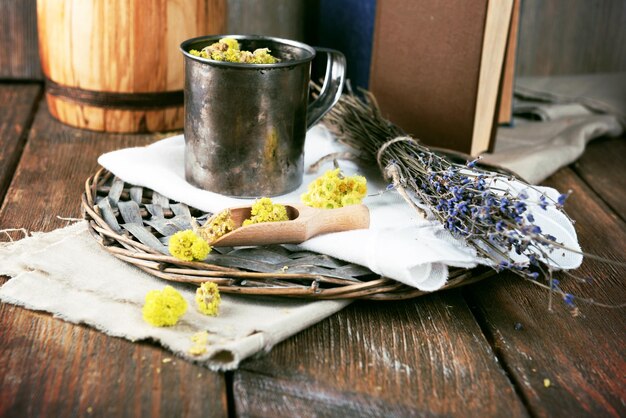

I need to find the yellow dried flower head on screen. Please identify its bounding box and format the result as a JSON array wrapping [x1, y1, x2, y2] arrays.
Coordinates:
[[195, 282, 221, 316], [189, 49, 208, 58], [195, 209, 236, 244], [301, 169, 367, 209], [169, 230, 211, 262], [341, 193, 362, 207], [191, 330, 209, 344], [195, 37, 279, 64], [243, 197, 289, 226], [188, 345, 207, 356], [237, 50, 254, 63], [142, 286, 188, 327], [224, 48, 243, 63], [219, 37, 240, 51], [191, 238, 210, 260], [210, 50, 224, 61], [252, 48, 279, 64], [189, 330, 209, 356]]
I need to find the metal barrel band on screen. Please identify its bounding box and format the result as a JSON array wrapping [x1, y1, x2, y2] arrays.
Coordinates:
[[44, 78, 184, 110]]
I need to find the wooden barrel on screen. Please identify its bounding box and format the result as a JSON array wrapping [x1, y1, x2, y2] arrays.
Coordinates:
[[37, 0, 226, 133]]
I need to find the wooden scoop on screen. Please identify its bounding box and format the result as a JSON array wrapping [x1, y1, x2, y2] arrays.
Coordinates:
[[211, 204, 370, 247]]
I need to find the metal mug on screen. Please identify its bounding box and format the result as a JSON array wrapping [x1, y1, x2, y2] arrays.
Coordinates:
[[180, 34, 346, 197]]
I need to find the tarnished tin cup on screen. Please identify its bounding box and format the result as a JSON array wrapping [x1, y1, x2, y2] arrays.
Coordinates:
[[180, 35, 346, 197]]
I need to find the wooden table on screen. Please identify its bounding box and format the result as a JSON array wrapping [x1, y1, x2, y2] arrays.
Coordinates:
[[0, 83, 624, 417]]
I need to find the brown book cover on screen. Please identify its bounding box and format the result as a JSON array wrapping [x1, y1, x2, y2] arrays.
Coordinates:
[[369, 0, 513, 155]]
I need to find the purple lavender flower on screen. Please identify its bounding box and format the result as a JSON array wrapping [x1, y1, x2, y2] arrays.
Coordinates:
[[466, 159, 479, 168], [500, 198, 510, 212]]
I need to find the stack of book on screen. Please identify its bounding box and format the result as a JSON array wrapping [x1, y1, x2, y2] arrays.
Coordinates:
[[369, 0, 521, 156]]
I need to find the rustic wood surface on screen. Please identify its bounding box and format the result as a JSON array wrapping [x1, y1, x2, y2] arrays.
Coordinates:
[[0, 104, 227, 418], [466, 166, 626, 418], [0, 90, 625, 416], [0, 84, 41, 204], [572, 137, 626, 221], [235, 292, 527, 417]]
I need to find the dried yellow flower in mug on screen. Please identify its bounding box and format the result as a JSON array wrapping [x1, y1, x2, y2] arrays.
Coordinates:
[[191, 37, 279, 64]]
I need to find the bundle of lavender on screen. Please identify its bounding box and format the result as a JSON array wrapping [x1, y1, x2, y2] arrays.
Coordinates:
[[323, 88, 600, 311]]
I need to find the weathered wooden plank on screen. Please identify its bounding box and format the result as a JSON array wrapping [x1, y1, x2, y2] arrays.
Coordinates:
[[465, 167, 626, 418], [235, 292, 529, 417], [572, 136, 626, 221], [0, 305, 227, 418], [0, 0, 42, 80], [0, 103, 166, 231], [516, 0, 626, 76], [0, 84, 41, 205], [0, 103, 228, 417]]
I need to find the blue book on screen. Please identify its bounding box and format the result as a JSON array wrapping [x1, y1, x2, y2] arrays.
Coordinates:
[[317, 0, 376, 89]]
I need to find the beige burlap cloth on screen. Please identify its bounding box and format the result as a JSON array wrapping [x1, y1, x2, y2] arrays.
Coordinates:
[[0, 222, 350, 371]]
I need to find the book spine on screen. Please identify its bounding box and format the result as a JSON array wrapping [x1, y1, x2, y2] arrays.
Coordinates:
[[317, 0, 376, 88]]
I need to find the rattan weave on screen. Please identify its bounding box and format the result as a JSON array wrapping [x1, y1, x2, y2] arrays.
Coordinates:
[[81, 168, 492, 299]]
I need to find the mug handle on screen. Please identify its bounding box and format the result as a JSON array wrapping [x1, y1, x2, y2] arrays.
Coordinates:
[[306, 47, 346, 129]]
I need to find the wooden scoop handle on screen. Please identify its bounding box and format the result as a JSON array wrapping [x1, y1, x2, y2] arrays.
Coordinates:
[[210, 204, 370, 247], [302, 204, 370, 240]]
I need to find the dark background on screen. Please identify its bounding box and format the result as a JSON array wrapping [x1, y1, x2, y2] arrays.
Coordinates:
[[2, 0, 625, 86]]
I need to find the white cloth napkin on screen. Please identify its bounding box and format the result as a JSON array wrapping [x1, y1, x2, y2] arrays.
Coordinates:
[[484, 177, 582, 269], [99, 126, 582, 290], [0, 222, 350, 371], [99, 126, 481, 290]]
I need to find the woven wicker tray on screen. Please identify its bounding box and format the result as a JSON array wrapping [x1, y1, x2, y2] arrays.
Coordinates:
[[81, 168, 492, 300]]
